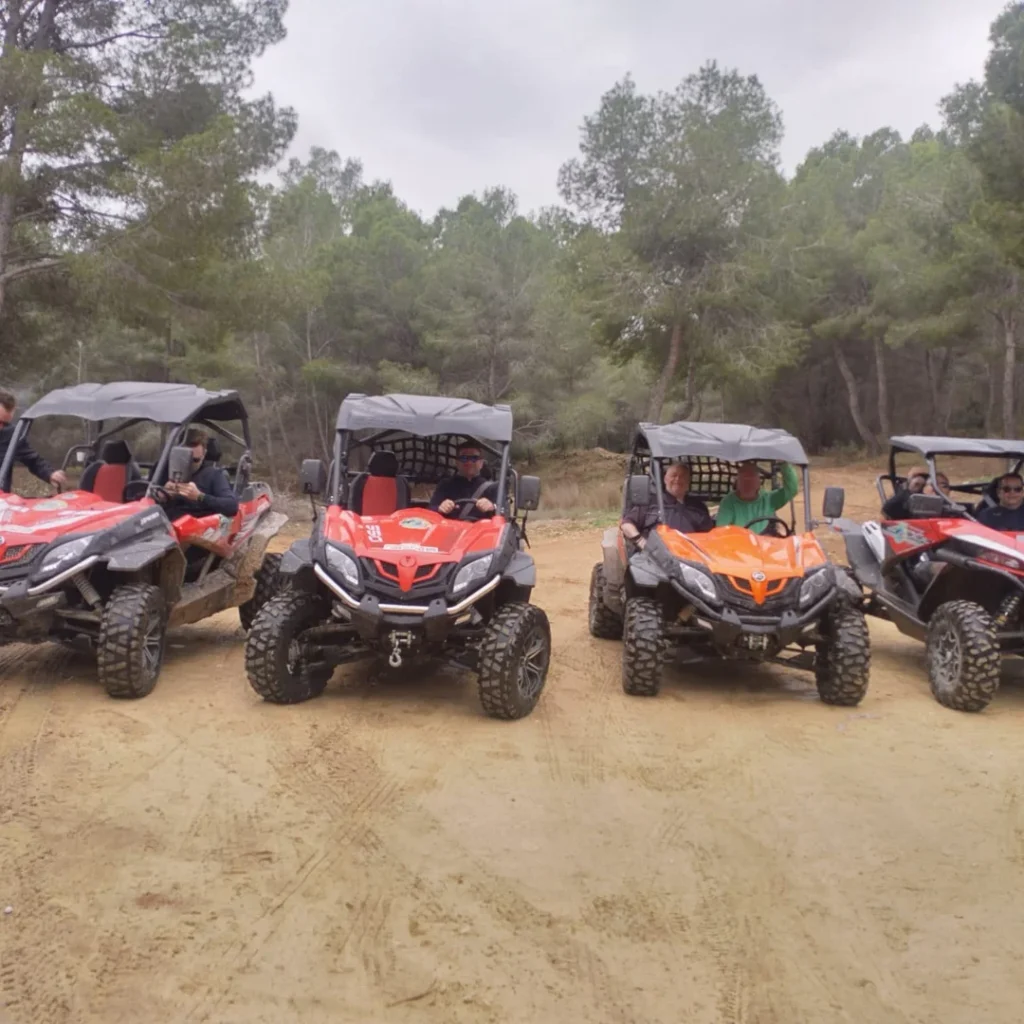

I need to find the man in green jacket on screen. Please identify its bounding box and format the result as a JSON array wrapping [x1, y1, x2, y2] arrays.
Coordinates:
[[716, 461, 800, 534]]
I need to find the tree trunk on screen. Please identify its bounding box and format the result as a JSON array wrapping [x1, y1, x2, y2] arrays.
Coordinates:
[[647, 319, 683, 422], [1003, 311, 1017, 438], [985, 357, 998, 438], [834, 344, 877, 453], [0, 0, 59, 320], [924, 348, 952, 433], [873, 337, 891, 439]]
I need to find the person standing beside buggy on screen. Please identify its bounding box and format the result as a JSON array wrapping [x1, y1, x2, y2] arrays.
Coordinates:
[[715, 460, 799, 533], [619, 460, 712, 548], [0, 386, 67, 491]]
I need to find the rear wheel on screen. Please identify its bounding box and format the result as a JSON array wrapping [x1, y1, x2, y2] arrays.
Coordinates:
[[814, 601, 871, 706], [239, 552, 283, 631], [588, 563, 622, 639], [622, 596, 666, 696], [245, 591, 333, 704], [97, 583, 167, 699], [926, 600, 1000, 712], [476, 602, 551, 720]]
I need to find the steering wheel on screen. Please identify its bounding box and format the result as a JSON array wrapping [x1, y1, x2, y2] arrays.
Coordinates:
[[744, 516, 793, 538], [448, 482, 499, 520], [125, 479, 171, 503]]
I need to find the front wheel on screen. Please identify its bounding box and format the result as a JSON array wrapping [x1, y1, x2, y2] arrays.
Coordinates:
[[814, 601, 871, 706], [926, 600, 1001, 712], [97, 583, 167, 699], [588, 563, 622, 639], [245, 591, 333, 704], [239, 552, 283, 631], [622, 597, 666, 696], [476, 602, 551, 720]]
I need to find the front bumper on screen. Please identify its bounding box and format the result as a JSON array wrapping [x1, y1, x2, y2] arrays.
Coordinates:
[[313, 564, 500, 643], [0, 557, 100, 643], [671, 579, 835, 651]]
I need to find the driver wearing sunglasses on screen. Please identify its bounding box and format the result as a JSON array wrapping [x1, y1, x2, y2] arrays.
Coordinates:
[[428, 442, 496, 518], [977, 472, 1024, 531]]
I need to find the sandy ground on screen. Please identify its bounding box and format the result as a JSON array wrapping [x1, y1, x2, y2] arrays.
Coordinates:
[[2, 485, 1024, 1022]]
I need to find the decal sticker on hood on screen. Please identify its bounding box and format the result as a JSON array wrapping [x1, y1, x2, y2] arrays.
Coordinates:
[[884, 522, 928, 547], [382, 542, 440, 552], [398, 517, 431, 530]]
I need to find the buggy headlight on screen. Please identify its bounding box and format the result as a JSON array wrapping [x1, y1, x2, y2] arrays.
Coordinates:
[[326, 545, 359, 588], [799, 568, 832, 608], [453, 555, 493, 595], [679, 562, 721, 606], [38, 536, 93, 578]]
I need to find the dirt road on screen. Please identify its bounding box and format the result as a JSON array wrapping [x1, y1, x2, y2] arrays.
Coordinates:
[[2, 526, 1024, 1024]]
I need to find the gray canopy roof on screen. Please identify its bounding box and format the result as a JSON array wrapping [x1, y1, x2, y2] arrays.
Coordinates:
[[636, 421, 809, 465], [21, 382, 246, 425], [337, 393, 513, 443], [890, 435, 1024, 459]]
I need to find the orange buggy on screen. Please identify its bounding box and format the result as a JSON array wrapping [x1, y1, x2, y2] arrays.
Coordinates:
[[588, 422, 871, 704]]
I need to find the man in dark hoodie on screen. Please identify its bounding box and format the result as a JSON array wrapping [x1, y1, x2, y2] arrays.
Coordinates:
[[160, 427, 238, 521], [0, 387, 67, 490]]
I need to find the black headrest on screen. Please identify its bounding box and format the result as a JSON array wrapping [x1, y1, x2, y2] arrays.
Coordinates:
[[367, 450, 399, 477], [203, 436, 222, 465], [99, 439, 132, 465]]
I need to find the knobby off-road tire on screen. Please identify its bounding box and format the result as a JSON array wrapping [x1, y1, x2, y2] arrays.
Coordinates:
[[239, 552, 284, 632], [926, 600, 1001, 712], [97, 582, 167, 699], [245, 591, 333, 704], [476, 602, 551, 720], [588, 563, 623, 640], [814, 600, 871, 706], [622, 596, 667, 697]]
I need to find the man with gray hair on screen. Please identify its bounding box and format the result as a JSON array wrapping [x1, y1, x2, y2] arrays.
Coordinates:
[[619, 460, 713, 549]]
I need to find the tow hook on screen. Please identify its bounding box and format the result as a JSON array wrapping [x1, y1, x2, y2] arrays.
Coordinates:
[[388, 630, 414, 668]]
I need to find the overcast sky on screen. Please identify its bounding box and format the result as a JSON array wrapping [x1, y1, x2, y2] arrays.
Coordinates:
[[251, 0, 1007, 218]]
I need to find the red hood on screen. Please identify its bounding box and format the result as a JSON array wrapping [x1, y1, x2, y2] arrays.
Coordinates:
[[0, 491, 145, 554], [325, 507, 504, 567]]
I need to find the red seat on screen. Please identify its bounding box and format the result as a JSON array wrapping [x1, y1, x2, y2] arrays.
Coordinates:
[[80, 440, 142, 504], [349, 451, 409, 516]]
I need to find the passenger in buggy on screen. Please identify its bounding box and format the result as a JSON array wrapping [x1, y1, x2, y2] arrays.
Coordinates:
[[619, 460, 713, 549]]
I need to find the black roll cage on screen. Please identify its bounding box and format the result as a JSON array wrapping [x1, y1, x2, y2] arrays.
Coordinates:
[[1, 408, 252, 497]]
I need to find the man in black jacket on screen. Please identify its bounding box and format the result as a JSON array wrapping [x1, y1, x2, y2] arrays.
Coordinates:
[[0, 387, 67, 490], [429, 442, 496, 518], [160, 428, 239, 521], [977, 473, 1024, 531]]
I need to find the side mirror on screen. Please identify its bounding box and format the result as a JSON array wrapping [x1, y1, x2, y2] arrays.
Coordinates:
[[517, 475, 541, 511], [301, 458, 327, 496], [822, 486, 845, 519], [627, 474, 653, 507], [168, 445, 193, 483], [908, 492, 945, 518]]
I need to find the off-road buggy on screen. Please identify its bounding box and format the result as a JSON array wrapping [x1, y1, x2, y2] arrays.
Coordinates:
[[589, 421, 870, 704], [244, 392, 549, 720], [837, 434, 1024, 712], [0, 382, 286, 697]]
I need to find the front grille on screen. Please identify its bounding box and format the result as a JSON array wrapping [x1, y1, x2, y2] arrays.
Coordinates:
[[359, 557, 454, 597], [0, 543, 43, 582], [715, 575, 799, 614]]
